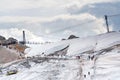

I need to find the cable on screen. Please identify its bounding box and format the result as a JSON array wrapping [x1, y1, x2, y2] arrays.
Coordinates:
[[37, 34, 61, 39], [27, 19, 96, 44], [107, 13, 120, 17], [36, 19, 97, 40], [48, 19, 96, 34]]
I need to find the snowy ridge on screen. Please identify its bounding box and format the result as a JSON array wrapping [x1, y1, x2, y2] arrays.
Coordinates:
[[0, 32, 120, 80], [26, 32, 120, 56]]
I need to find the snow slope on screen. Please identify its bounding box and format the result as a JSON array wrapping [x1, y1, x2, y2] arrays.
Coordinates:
[[0, 32, 120, 80], [26, 32, 120, 56], [93, 49, 120, 80]]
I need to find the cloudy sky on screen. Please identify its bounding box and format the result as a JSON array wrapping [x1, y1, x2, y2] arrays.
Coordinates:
[[0, 0, 120, 42]]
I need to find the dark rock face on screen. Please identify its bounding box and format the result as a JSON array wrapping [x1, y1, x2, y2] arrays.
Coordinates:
[[0, 36, 6, 41], [68, 35, 79, 39], [61, 39, 66, 41], [0, 36, 18, 45], [48, 45, 69, 56], [6, 37, 18, 44]]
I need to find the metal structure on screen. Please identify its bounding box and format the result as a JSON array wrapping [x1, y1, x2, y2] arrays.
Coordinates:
[[105, 15, 110, 33], [23, 31, 26, 45]]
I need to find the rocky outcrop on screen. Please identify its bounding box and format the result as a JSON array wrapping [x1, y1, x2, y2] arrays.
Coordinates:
[[68, 35, 79, 39], [0, 36, 6, 41], [48, 45, 69, 56], [6, 37, 18, 45], [0, 36, 6, 45], [0, 36, 27, 64]]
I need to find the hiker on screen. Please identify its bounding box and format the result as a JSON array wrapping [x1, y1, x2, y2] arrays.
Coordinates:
[[76, 56, 80, 59], [41, 52, 45, 57], [84, 74, 86, 78], [42, 52, 44, 55], [88, 55, 91, 60], [88, 72, 90, 75], [91, 55, 94, 60]]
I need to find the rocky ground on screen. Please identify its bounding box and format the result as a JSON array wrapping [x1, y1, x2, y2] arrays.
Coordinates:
[[0, 46, 20, 64]]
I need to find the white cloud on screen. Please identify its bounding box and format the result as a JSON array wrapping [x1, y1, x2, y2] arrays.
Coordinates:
[[0, 0, 119, 12], [0, 0, 73, 11], [0, 13, 96, 23], [63, 30, 78, 36], [0, 28, 44, 42], [0, 0, 117, 40], [0, 13, 112, 38], [65, 0, 120, 10]]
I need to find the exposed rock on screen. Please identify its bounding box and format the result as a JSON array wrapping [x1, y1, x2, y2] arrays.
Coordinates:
[[48, 45, 69, 56], [0, 36, 6, 41], [68, 35, 79, 39], [6, 37, 18, 44], [61, 39, 66, 41]]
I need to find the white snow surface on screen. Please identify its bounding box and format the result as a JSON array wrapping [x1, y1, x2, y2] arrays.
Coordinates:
[[0, 32, 120, 80], [26, 32, 120, 56]]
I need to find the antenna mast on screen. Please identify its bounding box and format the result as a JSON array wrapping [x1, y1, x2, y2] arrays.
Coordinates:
[[105, 15, 110, 33], [23, 30, 26, 45]]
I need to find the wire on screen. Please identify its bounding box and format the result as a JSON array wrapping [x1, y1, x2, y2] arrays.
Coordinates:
[[37, 34, 61, 39], [36, 19, 97, 40], [48, 19, 96, 34], [107, 13, 120, 17], [26, 19, 96, 44]]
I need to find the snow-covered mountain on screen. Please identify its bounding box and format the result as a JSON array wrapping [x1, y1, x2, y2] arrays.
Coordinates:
[[26, 32, 120, 56], [0, 32, 120, 80]]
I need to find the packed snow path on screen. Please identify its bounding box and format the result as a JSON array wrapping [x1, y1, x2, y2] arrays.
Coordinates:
[[0, 58, 84, 80], [0, 47, 120, 80]]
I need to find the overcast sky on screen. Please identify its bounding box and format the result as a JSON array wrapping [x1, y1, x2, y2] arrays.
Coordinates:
[[0, 0, 120, 42]]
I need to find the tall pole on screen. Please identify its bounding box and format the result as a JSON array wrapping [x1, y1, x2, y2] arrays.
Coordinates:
[[23, 31, 26, 45], [105, 15, 110, 33]]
